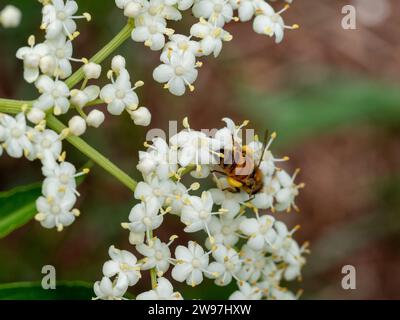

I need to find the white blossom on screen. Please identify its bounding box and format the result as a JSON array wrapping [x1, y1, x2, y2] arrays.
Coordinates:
[[102, 245, 141, 287], [0, 113, 33, 159], [136, 277, 183, 300], [229, 281, 262, 300], [136, 237, 174, 276], [192, 0, 234, 27], [33, 75, 70, 115], [190, 18, 233, 57], [172, 241, 210, 286], [207, 244, 242, 286], [153, 51, 199, 96], [100, 69, 141, 116], [93, 276, 128, 300]]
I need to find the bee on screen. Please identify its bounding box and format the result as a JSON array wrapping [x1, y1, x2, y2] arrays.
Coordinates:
[[215, 130, 271, 197]]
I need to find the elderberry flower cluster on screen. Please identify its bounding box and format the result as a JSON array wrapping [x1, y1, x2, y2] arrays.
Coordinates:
[[94, 117, 308, 300], [5, 0, 153, 232], [115, 0, 298, 96], [16, 0, 151, 132], [0, 111, 88, 231]]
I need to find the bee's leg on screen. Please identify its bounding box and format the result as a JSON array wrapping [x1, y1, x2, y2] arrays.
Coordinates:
[[244, 195, 255, 203], [211, 170, 226, 175]]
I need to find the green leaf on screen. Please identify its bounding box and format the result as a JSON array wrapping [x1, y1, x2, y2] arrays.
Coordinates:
[[0, 281, 94, 300], [0, 183, 42, 239]]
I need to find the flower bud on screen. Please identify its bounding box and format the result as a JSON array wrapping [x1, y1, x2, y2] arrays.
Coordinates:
[[137, 157, 156, 175], [40, 55, 57, 75], [70, 89, 88, 108], [86, 110, 105, 128], [124, 2, 142, 18], [129, 231, 145, 245], [111, 55, 126, 73], [130, 107, 151, 126], [0, 5, 21, 28], [83, 62, 102, 79], [27, 107, 45, 124], [68, 116, 87, 136]]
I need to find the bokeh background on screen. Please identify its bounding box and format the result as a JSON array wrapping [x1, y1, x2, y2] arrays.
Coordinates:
[[1, 0, 400, 299]]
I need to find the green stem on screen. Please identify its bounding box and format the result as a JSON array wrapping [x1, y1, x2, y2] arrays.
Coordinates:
[[65, 19, 135, 89], [46, 115, 137, 192], [147, 229, 158, 289]]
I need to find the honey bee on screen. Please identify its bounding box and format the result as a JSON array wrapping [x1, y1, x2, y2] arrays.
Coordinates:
[[215, 131, 271, 197]]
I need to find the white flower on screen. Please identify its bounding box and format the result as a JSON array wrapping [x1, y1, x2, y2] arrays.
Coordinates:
[[181, 191, 221, 237], [274, 169, 303, 212], [251, 175, 280, 209], [232, 0, 272, 22], [102, 245, 141, 287], [68, 116, 87, 136], [0, 113, 33, 159], [252, 4, 298, 43], [93, 276, 128, 300], [190, 18, 232, 57], [170, 130, 221, 167], [33, 76, 70, 115], [153, 51, 199, 96], [83, 62, 102, 79], [136, 137, 178, 180], [207, 244, 242, 286], [145, 0, 182, 21], [16, 37, 51, 83], [205, 215, 242, 249], [132, 14, 173, 51], [86, 110, 105, 128], [123, 0, 148, 18], [237, 244, 267, 282], [136, 237, 173, 276], [192, 0, 233, 27], [165, 181, 190, 215], [240, 215, 277, 251], [41, 0, 90, 40], [136, 277, 183, 300], [161, 34, 202, 61], [45, 37, 74, 78], [31, 129, 62, 167], [229, 281, 262, 300], [124, 197, 163, 234], [27, 108, 46, 124], [164, 0, 194, 11], [34, 193, 78, 231], [172, 241, 210, 286], [0, 5, 22, 28], [42, 161, 84, 198], [209, 188, 248, 217], [134, 177, 173, 206], [100, 69, 141, 116], [130, 106, 152, 126], [70, 85, 100, 108], [111, 55, 126, 73]]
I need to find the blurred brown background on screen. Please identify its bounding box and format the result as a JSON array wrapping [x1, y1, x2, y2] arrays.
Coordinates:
[[1, 0, 400, 299]]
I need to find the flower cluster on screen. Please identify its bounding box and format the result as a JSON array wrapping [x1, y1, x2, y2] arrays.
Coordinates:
[[94, 117, 308, 300], [7, 0, 153, 232], [0, 5, 21, 28], [115, 0, 298, 96], [16, 0, 151, 133], [0, 111, 88, 231]]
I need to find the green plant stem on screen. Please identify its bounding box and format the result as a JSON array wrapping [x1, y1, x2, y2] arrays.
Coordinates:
[[65, 19, 135, 89], [147, 229, 158, 289], [46, 115, 137, 192]]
